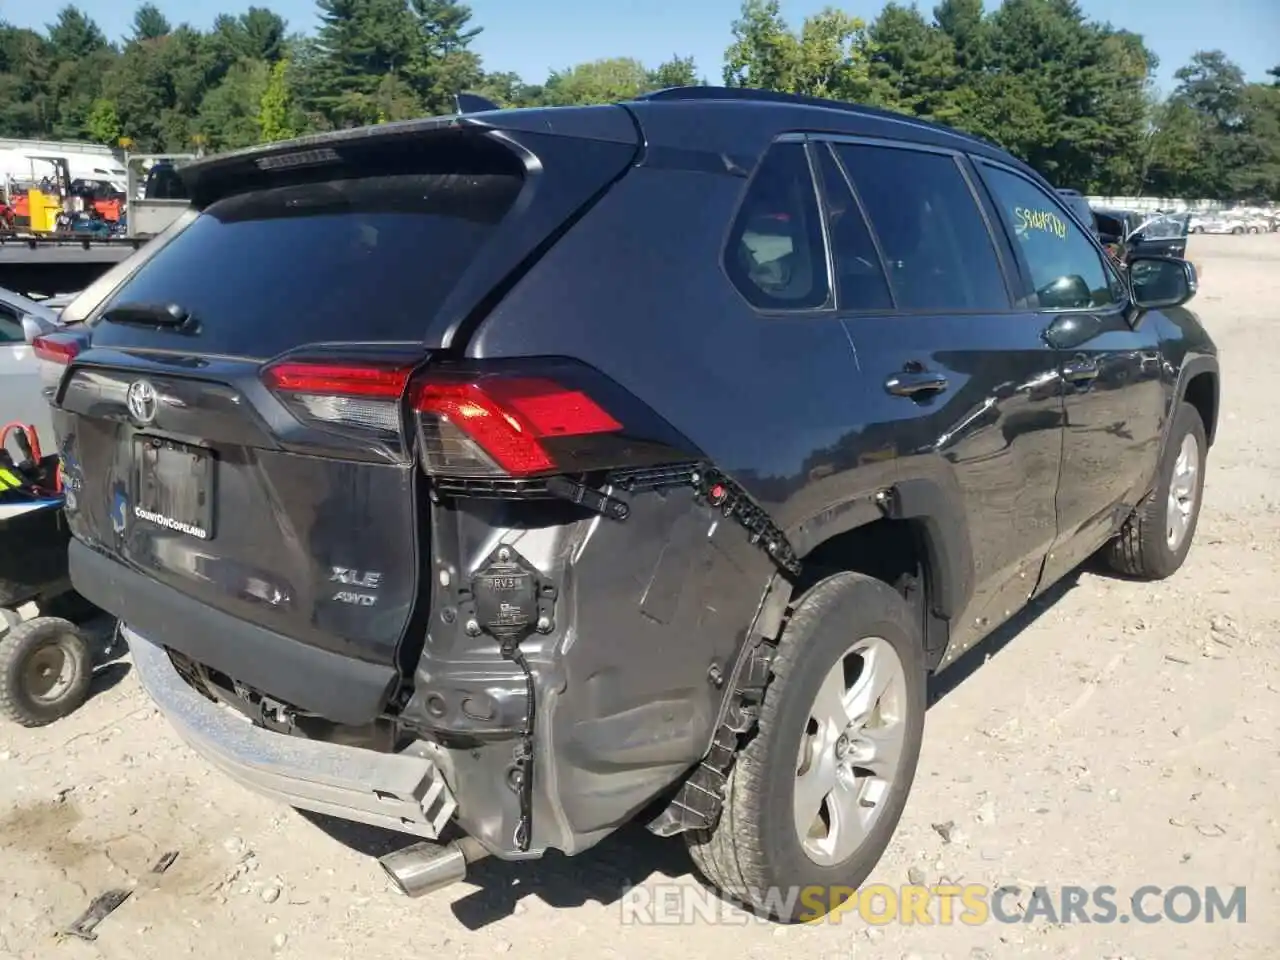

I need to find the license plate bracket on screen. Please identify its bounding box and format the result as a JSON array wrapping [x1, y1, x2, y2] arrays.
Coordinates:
[[132, 437, 215, 540]]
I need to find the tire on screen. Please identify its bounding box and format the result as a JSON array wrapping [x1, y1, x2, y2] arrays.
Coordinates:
[[0, 617, 94, 727], [1231, 226, 1244, 235], [685, 572, 926, 922], [1104, 402, 1207, 580]]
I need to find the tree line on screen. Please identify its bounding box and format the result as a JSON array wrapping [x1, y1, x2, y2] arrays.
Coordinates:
[[1, 0, 1277, 200]]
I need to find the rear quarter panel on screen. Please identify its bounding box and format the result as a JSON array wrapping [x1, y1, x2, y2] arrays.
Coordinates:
[[463, 161, 904, 828]]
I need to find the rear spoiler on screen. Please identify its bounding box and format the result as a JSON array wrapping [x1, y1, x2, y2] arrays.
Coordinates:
[[454, 93, 501, 114], [176, 101, 636, 210]]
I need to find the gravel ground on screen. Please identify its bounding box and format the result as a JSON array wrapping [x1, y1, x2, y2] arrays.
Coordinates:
[[2, 233, 1277, 959]]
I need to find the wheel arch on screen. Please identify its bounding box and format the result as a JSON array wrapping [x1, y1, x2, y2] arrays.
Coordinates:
[[1157, 354, 1218, 469], [1181, 362, 1219, 448], [783, 478, 975, 671], [646, 477, 975, 837]]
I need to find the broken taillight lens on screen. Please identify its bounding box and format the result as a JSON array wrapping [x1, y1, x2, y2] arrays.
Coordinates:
[[413, 374, 623, 477], [262, 359, 416, 438]]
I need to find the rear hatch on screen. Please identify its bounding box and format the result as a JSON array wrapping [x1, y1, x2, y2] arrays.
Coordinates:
[[45, 112, 638, 722]]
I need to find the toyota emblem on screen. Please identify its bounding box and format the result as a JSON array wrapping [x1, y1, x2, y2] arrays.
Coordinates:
[[126, 380, 158, 425]]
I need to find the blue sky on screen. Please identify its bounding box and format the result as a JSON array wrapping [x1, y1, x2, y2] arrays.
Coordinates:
[[6, 0, 1278, 93]]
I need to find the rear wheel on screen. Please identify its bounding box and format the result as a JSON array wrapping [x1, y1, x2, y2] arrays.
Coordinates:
[[685, 572, 926, 922], [0, 617, 93, 727], [1105, 402, 1207, 580]]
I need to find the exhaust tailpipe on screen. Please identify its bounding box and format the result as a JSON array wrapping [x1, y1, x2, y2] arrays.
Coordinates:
[[379, 837, 489, 898]]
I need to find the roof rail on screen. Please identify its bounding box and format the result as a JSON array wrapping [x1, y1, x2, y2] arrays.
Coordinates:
[[634, 85, 995, 149]]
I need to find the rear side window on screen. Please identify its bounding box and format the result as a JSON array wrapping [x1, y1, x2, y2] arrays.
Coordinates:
[[832, 143, 1009, 312], [726, 142, 829, 311], [95, 165, 524, 358]]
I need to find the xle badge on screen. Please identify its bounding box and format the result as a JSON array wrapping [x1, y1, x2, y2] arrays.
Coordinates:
[[331, 566, 382, 606]]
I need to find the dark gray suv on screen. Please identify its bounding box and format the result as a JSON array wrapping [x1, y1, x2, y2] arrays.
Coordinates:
[[38, 86, 1217, 921]]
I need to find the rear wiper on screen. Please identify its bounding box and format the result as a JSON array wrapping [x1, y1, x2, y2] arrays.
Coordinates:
[[100, 302, 195, 329]]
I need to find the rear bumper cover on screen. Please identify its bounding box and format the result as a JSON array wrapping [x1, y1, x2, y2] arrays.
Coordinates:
[[125, 624, 457, 840], [69, 540, 397, 726]]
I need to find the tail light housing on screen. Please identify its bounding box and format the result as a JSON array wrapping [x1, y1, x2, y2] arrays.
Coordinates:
[[413, 373, 623, 477], [31, 332, 83, 395], [262, 360, 415, 439], [263, 353, 698, 478]]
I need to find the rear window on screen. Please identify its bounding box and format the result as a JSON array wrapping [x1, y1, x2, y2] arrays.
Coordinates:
[[92, 166, 523, 357]]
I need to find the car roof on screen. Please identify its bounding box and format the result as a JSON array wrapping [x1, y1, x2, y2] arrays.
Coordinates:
[[181, 86, 1052, 203], [624, 87, 1045, 178]]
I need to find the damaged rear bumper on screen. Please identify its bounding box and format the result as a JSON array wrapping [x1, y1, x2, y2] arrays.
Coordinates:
[[126, 624, 458, 840], [123, 476, 783, 862]]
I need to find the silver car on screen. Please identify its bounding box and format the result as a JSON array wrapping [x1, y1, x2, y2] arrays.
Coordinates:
[[0, 286, 66, 456]]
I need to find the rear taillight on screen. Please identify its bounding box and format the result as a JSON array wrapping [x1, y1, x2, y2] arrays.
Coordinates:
[[264, 354, 698, 477], [31, 333, 82, 395], [262, 359, 416, 438], [413, 374, 623, 477], [31, 334, 81, 365]]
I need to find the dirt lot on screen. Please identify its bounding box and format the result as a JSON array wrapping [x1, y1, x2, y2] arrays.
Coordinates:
[[2, 232, 1278, 959]]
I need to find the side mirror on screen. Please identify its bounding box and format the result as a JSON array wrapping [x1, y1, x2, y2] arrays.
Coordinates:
[[1129, 256, 1196, 311], [21, 313, 57, 343], [1037, 274, 1093, 310], [1043, 312, 1105, 350]]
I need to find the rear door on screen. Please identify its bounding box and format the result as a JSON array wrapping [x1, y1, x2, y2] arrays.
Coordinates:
[[49, 119, 638, 694], [813, 137, 1066, 655]]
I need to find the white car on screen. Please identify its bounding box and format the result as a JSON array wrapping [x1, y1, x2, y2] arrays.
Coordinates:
[[0, 285, 65, 456], [1198, 215, 1248, 235]]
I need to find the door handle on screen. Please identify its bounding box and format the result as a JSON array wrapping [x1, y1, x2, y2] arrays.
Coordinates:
[[885, 370, 949, 397], [1061, 357, 1099, 383]]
